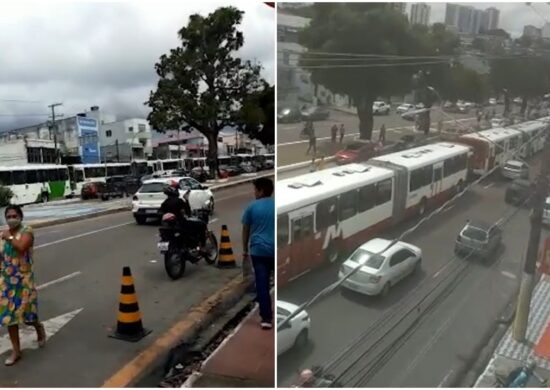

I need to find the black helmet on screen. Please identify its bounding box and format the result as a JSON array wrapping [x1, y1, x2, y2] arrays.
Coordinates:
[[163, 184, 179, 197]]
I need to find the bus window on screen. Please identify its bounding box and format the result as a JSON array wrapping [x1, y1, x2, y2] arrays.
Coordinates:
[[358, 184, 376, 212], [301, 214, 314, 237], [0, 171, 11, 186], [339, 190, 358, 221], [410, 166, 432, 191], [316, 197, 337, 231], [26, 170, 38, 184], [376, 179, 392, 205], [75, 169, 84, 182], [13, 171, 26, 185], [277, 214, 289, 246], [59, 169, 68, 181]]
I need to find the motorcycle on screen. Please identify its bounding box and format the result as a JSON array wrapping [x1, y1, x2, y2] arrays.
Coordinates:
[[157, 202, 219, 280]]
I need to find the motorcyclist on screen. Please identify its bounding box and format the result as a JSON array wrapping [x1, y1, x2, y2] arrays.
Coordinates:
[[160, 181, 207, 253]]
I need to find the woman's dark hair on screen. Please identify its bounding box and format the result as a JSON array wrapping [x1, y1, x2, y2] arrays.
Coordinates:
[[253, 177, 274, 197], [5, 204, 23, 219]]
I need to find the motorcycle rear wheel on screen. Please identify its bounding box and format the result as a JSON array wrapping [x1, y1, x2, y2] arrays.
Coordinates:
[[203, 232, 219, 265], [164, 251, 186, 280]]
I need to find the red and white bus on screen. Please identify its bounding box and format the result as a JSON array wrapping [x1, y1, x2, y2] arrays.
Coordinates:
[[277, 142, 471, 287], [457, 127, 523, 176]]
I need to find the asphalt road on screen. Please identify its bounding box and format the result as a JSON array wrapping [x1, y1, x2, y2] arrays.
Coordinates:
[[277, 156, 547, 387], [276, 107, 485, 167], [0, 184, 254, 387]]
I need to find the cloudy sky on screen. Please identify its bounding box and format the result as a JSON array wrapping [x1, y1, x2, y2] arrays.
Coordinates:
[[0, 0, 275, 132], [411, 2, 550, 38]]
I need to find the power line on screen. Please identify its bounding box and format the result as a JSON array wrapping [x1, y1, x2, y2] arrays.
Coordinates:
[[0, 113, 50, 117], [0, 99, 43, 103]]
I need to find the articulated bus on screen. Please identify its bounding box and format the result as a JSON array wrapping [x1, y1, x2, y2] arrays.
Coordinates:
[[510, 119, 548, 158], [277, 142, 471, 286], [0, 164, 72, 205], [69, 163, 132, 193]]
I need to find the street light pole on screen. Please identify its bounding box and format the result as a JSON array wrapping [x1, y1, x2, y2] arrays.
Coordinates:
[[48, 102, 62, 164], [513, 124, 550, 342]]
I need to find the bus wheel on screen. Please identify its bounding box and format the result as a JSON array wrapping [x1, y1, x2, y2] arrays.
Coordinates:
[[41, 193, 49, 203], [327, 242, 340, 263], [418, 198, 427, 216]]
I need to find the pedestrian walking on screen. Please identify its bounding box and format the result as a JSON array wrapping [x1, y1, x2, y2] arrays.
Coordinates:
[[0, 205, 45, 366], [241, 178, 274, 329], [339, 124, 345, 143], [306, 124, 317, 156], [379, 124, 386, 144], [331, 124, 338, 144], [477, 110, 482, 124]]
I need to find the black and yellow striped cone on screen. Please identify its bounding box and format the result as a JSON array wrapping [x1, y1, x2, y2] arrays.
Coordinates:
[[109, 266, 152, 342], [217, 224, 237, 268]]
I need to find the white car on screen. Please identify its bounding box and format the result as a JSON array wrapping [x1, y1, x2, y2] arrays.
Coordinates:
[[132, 177, 214, 225], [372, 101, 390, 115], [514, 97, 523, 105], [501, 160, 529, 180], [396, 103, 415, 114], [543, 197, 550, 226], [277, 300, 310, 356], [489, 98, 497, 105], [339, 238, 422, 296]]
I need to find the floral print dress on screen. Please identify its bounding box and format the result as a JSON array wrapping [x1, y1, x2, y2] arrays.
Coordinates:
[[0, 225, 38, 327]]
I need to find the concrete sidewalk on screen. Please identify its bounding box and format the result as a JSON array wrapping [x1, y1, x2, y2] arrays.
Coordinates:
[[475, 274, 550, 387], [187, 303, 275, 388]]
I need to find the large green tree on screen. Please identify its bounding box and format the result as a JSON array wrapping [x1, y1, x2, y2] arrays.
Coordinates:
[[298, 5, 457, 139], [146, 7, 266, 177], [238, 81, 274, 147]]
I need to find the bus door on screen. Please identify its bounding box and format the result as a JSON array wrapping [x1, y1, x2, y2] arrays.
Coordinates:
[[432, 162, 443, 197], [487, 144, 496, 171], [290, 213, 316, 279]]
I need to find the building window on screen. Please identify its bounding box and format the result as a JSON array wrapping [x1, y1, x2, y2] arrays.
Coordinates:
[[128, 126, 134, 132], [138, 124, 146, 132], [106, 130, 112, 137]]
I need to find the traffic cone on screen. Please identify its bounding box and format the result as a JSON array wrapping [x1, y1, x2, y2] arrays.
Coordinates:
[[218, 224, 237, 268], [109, 266, 151, 342]]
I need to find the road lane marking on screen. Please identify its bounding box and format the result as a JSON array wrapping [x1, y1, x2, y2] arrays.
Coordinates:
[[432, 261, 454, 279], [215, 190, 250, 202], [0, 308, 83, 355], [209, 218, 219, 224], [37, 271, 82, 291], [35, 221, 133, 249], [149, 259, 158, 263], [501, 270, 517, 280], [438, 369, 454, 387], [444, 205, 455, 213], [484, 183, 494, 189]]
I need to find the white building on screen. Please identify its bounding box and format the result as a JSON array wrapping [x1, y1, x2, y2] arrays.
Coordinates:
[[524, 25, 542, 39], [484, 7, 500, 31], [99, 118, 153, 162], [0, 138, 57, 166], [410, 3, 430, 26]]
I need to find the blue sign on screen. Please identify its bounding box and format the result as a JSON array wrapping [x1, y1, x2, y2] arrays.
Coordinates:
[[76, 117, 100, 164]]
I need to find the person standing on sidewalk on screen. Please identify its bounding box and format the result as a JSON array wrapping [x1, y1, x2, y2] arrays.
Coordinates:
[[339, 123, 345, 143], [0, 205, 46, 366], [242, 178, 274, 329], [331, 124, 338, 144], [306, 124, 317, 156], [378, 124, 386, 144]]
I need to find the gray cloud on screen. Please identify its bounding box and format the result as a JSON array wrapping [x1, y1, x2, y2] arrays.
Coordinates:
[[0, 1, 275, 131]]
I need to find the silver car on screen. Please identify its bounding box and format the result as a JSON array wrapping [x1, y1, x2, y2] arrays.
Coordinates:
[[339, 238, 422, 297], [502, 160, 529, 180]]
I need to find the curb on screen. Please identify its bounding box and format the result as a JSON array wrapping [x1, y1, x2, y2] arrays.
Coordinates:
[[8, 173, 274, 231], [102, 275, 250, 388]]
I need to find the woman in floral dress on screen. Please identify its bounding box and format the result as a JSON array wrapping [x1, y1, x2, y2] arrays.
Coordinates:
[[0, 205, 45, 366]]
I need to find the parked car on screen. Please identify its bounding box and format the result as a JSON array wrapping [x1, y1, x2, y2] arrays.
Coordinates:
[[335, 141, 383, 164], [372, 101, 390, 115], [99, 176, 140, 200], [415, 102, 425, 109], [190, 167, 209, 183], [513, 97, 523, 105], [501, 160, 530, 180], [300, 106, 330, 121], [278, 107, 302, 123], [544, 197, 550, 226], [454, 220, 502, 259], [81, 181, 105, 200], [132, 177, 214, 224], [339, 238, 422, 297], [505, 179, 533, 206], [396, 103, 415, 114], [491, 117, 510, 128], [489, 98, 497, 105], [277, 300, 311, 355]]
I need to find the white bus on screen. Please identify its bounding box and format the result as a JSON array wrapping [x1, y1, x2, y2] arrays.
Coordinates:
[[69, 163, 132, 193], [0, 164, 72, 205], [277, 142, 471, 287], [510, 118, 549, 158]]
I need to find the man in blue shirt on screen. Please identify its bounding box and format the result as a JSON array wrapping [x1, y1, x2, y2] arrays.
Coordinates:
[[242, 177, 275, 329]]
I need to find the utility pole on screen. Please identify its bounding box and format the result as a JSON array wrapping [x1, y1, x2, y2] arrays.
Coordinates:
[[513, 124, 550, 342], [115, 139, 120, 162], [48, 103, 63, 164]]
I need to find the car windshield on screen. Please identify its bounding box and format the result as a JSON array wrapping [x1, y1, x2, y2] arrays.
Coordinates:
[[463, 226, 488, 242], [505, 162, 523, 169], [277, 306, 291, 317], [349, 248, 385, 269], [140, 183, 167, 193]]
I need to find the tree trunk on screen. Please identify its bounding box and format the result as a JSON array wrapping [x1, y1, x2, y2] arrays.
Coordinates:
[[419, 104, 432, 135], [504, 94, 510, 116], [207, 132, 219, 180], [356, 96, 374, 140]]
